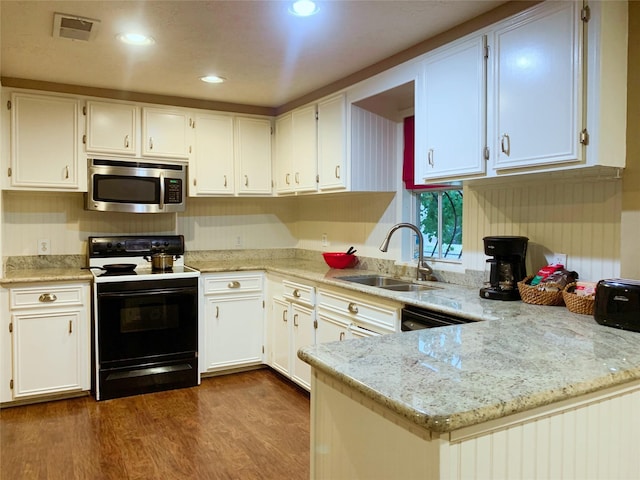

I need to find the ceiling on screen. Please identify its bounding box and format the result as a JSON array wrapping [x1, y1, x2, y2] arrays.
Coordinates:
[[1, 0, 506, 110]]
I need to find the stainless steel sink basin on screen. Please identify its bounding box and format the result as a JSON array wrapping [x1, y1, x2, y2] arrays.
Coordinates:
[[379, 284, 439, 292], [336, 274, 440, 292], [336, 275, 410, 287]]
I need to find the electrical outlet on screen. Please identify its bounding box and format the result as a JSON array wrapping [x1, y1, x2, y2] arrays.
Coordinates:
[[321, 234, 328, 247], [235, 235, 243, 248], [38, 239, 51, 255], [552, 253, 567, 266]]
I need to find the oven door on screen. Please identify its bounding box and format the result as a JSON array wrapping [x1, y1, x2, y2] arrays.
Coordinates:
[[95, 276, 198, 400]]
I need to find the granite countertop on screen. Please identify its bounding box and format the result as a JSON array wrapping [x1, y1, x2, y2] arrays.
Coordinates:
[[0, 267, 94, 284], [298, 305, 640, 434]]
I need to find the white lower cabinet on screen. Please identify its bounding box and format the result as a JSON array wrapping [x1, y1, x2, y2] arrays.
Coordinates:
[[270, 279, 316, 390], [316, 287, 400, 338], [202, 272, 265, 373], [2, 282, 90, 402]]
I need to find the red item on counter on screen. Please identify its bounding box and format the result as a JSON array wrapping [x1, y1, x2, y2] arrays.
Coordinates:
[[530, 264, 565, 286]]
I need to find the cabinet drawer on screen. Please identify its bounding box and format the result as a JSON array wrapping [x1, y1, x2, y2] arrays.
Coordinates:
[[317, 289, 399, 334], [10, 285, 85, 309], [203, 273, 263, 295], [283, 280, 315, 307]]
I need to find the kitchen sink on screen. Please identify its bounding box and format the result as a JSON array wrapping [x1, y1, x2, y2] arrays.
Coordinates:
[[336, 274, 440, 292], [378, 284, 439, 292], [336, 275, 410, 287]]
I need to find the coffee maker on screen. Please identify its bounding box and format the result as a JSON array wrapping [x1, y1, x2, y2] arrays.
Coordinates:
[[479, 236, 529, 301]]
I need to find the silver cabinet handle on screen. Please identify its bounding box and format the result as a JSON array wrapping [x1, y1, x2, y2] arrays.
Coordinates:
[[64, 165, 70, 179], [285, 173, 290, 185], [335, 165, 340, 179], [428, 149, 434, 167], [68, 320, 73, 334], [38, 293, 57, 303], [293, 314, 299, 327], [149, 137, 154, 150], [339, 332, 345, 341], [216, 306, 219, 318], [244, 175, 249, 187], [292, 289, 301, 298], [227, 281, 240, 289], [501, 133, 511, 156], [124, 135, 130, 148], [283, 310, 288, 322], [223, 175, 227, 187], [295, 172, 300, 184], [347, 302, 358, 314]]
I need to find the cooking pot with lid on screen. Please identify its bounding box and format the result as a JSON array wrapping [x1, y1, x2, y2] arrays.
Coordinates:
[[144, 253, 180, 271]]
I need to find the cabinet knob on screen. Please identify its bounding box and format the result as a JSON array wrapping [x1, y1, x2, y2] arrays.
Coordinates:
[[292, 289, 301, 298], [227, 281, 241, 289], [347, 302, 358, 314], [38, 293, 57, 303]]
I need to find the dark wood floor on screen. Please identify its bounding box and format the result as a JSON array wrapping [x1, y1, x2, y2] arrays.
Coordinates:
[[0, 369, 310, 480]]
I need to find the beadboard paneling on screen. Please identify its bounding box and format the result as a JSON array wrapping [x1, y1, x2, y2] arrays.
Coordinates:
[[350, 105, 398, 192], [2, 191, 297, 256], [177, 196, 297, 251], [464, 176, 622, 282]]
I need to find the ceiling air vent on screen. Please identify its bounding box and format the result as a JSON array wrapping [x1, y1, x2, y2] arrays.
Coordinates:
[[52, 13, 100, 41]]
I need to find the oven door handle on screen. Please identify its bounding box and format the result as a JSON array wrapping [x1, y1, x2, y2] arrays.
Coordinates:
[[98, 287, 196, 298]]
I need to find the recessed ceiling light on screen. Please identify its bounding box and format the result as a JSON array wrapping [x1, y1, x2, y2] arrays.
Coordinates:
[[117, 33, 155, 46], [200, 75, 226, 84], [289, 0, 319, 17]]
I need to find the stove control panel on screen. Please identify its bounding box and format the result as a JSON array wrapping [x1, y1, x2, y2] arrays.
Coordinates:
[[89, 235, 185, 258]]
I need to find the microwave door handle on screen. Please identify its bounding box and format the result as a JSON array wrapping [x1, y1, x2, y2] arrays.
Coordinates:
[[159, 172, 165, 210]]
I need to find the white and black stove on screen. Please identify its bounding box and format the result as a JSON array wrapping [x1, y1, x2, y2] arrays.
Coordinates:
[[89, 235, 200, 400], [88, 235, 199, 283]]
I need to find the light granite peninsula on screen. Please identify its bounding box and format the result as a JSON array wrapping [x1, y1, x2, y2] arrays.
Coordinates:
[[299, 310, 640, 480]]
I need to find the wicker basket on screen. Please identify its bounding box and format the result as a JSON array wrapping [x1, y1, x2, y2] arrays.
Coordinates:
[[517, 275, 565, 306], [562, 283, 595, 315]]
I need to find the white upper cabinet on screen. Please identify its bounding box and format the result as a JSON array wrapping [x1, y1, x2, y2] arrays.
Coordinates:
[[491, 1, 582, 170], [9, 92, 83, 191], [235, 116, 273, 195], [191, 112, 235, 195], [291, 105, 318, 193], [274, 113, 294, 194], [142, 107, 191, 159], [274, 105, 318, 194], [85, 101, 137, 155], [415, 35, 487, 182], [317, 94, 347, 191]]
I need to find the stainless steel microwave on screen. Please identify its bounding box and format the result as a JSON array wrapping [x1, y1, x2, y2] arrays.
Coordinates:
[[86, 158, 187, 213]]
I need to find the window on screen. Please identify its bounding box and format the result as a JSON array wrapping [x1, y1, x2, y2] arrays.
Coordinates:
[[415, 188, 463, 260]]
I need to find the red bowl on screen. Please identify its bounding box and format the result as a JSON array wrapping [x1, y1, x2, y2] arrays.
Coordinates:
[[322, 252, 359, 269]]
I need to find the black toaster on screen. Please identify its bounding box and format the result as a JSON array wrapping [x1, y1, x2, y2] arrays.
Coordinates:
[[594, 278, 640, 332]]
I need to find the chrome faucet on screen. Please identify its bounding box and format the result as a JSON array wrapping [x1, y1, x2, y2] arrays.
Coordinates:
[[379, 223, 433, 281]]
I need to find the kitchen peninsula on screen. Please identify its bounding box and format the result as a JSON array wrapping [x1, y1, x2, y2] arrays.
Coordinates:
[[299, 304, 640, 479]]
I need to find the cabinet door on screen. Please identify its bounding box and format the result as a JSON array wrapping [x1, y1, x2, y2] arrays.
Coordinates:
[[85, 101, 137, 155], [291, 304, 315, 389], [191, 113, 235, 195], [11, 310, 83, 397], [10, 93, 81, 190], [492, 1, 582, 170], [415, 35, 486, 182], [318, 94, 347, 191], [274, 113, 294, 194], [204, 294, 263, 371], [271, 298, 290, 376], [316, 312, 349, 344], [142, 107, 191, 158], [291, 105, 318, 193], [235, 117, 273, 195]]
